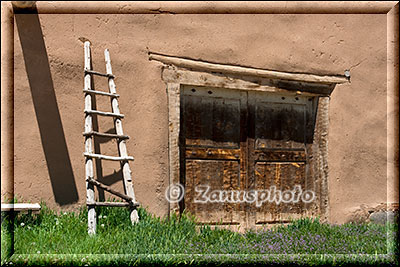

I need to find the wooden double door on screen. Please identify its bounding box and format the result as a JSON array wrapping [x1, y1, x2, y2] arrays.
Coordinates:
[[180, 85, 319, 228]]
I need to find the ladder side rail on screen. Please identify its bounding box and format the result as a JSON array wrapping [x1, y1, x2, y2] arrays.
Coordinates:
[[84, 41, 97, 234], [104, 49, 139, 223]]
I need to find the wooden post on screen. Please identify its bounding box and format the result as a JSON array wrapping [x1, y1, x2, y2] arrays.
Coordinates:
[[104, 49, 139, 224], [84, 41, 96, 234], [166, 83, 181, 216], [317, 96, 330, 222]]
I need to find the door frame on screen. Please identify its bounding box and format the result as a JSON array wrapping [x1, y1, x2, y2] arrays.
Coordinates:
[[161, 65, 337, 224]]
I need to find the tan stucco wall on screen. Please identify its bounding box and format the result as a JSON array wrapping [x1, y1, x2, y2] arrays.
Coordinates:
[[9, 12, 393, 223]]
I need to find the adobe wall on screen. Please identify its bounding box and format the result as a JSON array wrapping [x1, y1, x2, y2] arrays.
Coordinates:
[[8, 10, 393, 223]]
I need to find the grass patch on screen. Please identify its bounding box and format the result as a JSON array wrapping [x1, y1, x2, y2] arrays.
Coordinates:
[[1, 203, 398, 266]]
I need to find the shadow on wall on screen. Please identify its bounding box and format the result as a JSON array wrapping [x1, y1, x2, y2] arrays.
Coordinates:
[[14, 4, 79, 205]]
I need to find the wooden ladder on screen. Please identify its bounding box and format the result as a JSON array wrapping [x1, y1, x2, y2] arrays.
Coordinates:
[[83, 41, 139, 234]]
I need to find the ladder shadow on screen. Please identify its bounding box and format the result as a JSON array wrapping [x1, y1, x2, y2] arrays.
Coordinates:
[[14, 4, 79, 205]]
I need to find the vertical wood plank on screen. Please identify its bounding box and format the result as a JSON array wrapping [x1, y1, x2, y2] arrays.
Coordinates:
[[84, 41, 96, 235], [246, 91, 256, 228], [316, 96, 330, 222], [238, 91, 248, 228], [104, 49, 139, 224], [167, 83, 181, 215]]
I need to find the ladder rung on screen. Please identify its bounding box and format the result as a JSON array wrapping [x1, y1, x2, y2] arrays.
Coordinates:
[[84, 69, 115, 78], [84, 153, 134, 161], [86, 202, 139, 207], [84, 110, 124, 118], [83, 89, 119, 98], [87, 177, 134, 202], [83, 131, 129, 140]]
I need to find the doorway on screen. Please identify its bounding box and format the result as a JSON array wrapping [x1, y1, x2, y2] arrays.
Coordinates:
[[180, 85, 319, 229]]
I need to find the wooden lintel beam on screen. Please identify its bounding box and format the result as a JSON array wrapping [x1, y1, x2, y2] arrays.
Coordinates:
[[149, 52, 349, 84]]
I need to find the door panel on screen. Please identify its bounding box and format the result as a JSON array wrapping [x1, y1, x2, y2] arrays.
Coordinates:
[[248, 91, 317, 226], [184, 94, 240, 148], [255, 103, 306, 149], [182, 86, 246, 225], [185, 159, 241, 224], [254, 162, 305, 224]]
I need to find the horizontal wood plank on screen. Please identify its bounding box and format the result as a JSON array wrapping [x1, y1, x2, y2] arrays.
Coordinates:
[[254, 150, 306, 162], [164, 68, 327, 96], [150, 52, 348, 84], [1, 203, 41, 212], [185, 147, 241, 160]]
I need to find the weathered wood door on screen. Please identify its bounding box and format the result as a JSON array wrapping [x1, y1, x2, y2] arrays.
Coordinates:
[[181, 86, 247, 226], [181, 86, 318, 228], [247, 92, 318, 226]]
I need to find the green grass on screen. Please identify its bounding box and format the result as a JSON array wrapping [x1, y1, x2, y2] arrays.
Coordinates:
[[1, 203, 398, 266]]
